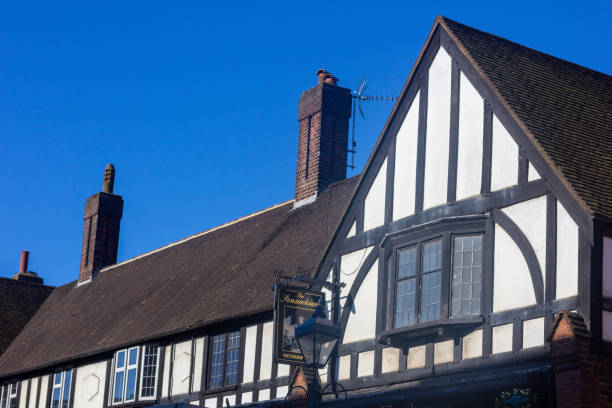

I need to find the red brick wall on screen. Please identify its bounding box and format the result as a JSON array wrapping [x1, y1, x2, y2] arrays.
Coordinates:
[[295, 83, 351, 201]]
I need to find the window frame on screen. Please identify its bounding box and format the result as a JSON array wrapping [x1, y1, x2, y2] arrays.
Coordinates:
[[206, 330, 241, 390], [109, 344, 160, 406], [383, 216, 487, 332], [49, 369, 73, 408], [0, 382, 18, 408]]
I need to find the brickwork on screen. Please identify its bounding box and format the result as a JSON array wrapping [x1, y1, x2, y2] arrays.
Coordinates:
[[551, 311, 612, 407], [79, 191, 123, 283], [295, 77, 352, 202]]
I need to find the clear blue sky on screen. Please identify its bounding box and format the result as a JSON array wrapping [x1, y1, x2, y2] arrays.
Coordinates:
[[1, 1, 610, 286]]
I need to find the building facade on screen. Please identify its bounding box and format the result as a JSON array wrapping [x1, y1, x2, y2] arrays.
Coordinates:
[[1, 16, 612, 408]]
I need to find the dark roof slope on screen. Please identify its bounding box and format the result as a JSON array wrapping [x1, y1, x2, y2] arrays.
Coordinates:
[[0, 278, 54, 356], [439, 17, 612, 220], [0, 176, 358, 377]]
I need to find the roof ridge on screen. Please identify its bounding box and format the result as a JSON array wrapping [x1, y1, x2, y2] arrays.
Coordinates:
[[100, 198, 294, 273], [438, 16, 612, 79]]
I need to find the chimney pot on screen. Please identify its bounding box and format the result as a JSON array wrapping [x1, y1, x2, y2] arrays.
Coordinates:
[[103, 164, 115, 194], [316, 69, 338, 86], [19, 250, 29, 275]]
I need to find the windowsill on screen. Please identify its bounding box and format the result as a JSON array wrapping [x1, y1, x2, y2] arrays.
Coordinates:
[[377, 316, 484, 349], [201, 384, 238, 396]]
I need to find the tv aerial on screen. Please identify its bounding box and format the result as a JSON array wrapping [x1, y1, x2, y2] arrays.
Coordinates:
[[348, 79, 397, 171]]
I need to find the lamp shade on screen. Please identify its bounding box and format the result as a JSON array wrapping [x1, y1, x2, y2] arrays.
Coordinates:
[[295, 302, 342, 368]]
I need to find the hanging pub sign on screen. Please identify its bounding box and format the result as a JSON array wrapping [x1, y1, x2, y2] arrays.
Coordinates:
[[273, 285, 325, 366]]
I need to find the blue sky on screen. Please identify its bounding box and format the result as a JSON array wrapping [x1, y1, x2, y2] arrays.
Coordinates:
[[1, 1, 611, 286]]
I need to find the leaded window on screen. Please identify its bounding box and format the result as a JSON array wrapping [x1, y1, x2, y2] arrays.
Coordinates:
[[110, 345, 159, 405], [0, 382, 18, 408], [451, 235, 482, 316], [50, 370, 72, 408], [208, 330, 240, 388], [139, 345, 159, 399]]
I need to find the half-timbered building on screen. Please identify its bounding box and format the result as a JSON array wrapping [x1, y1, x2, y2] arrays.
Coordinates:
[[1, 16, 611, 408]]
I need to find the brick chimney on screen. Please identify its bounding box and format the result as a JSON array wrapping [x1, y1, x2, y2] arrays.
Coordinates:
[[79, 164, 124, 284], [295, 69, 352, 203]]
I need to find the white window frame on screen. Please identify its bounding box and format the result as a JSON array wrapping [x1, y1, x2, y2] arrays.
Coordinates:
[[138, 345, 160, 401], [50, 370, 72, 408], [111, 346, 155, 405], [1, 382, 18, 408]]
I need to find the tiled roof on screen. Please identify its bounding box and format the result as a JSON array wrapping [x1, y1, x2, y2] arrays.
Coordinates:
[[439, 17, 612, 220], [0, 278, 54, 357], [0, 176, 358, 377]]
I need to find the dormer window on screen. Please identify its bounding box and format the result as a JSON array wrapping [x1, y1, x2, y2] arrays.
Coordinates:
[[379, 216, 486, 349]]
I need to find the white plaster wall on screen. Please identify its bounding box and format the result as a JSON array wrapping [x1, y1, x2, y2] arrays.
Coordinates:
[[38, 375, 48, 408], [258, 389, 270, 401], [28, 377, 38, 408], [462, 329, 482, 359], [502, 196, 547, 286], [338, 355, 351, 380], [603, 237, 612, 297], [192, 337, 205, 393], [603, 311, 612, 342], [340, 247, 374, 308], [276, 385, 289, 399], [172, 340, 193, 396], [74, 361, 107, 408], [161, 345, 171, 398], [242, 325, 258, 383], [346, 221, 356, 238], [456, 72, 484, 201], [242, 392, 253, 404], [277, 364, 290, 378], [204, 397, 217, 408], [424, 46, 452, 209], [493, 224, 536, 312], [358, 351, 375, 377], [363, 158, 387, 231], [393, 91, 420, 220], [18, 380, 26, 408], [556, 202, 579, 299], [491, 114, 518, 191], [223, 395, 236, 406], [523, 317, 545, 348], [343, 260, 378, 344], [260, 322, 274, 380], [492, 323, 513, 354], [407, 345, 426, 369], [381, 348, 400, 374], [528, 162, 541, 181], [434, 340, 453, 364]]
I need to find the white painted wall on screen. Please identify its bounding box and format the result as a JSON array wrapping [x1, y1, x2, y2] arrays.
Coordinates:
[[258, 389, 270, 401], [423, 46, 452, 209], [528, 162, 541, 181], [381, 348, 400, 374], [338, 355, 351, 380], [223, 394, 236, 406], [358, 351, 375, 377], [346, 221, 356, 238], [172, 340, 193, 396], [491, 114, 518, 191], [393, 91, 420, 220], [204, 397, 217, 407], [276, 385, 288, 399], [18, 380, 26, 408], [363, 158, 387, 231], [556, 202, 579, 299], [603, 237, 612, 298], [492, 323, 513, 354], [161, 345, 171, 398], [456, 72, 484, 201], [343, 260, 378, 344], [502, 196, 547, 287], [523, 317, 545, 348], [27, 377, 38, 408], [434, 340, 453, 364], [462, 329, 482, 359], [407, 345, 426, 369], [241, 392, 253, 404], [242, 325, 257, 383], [493, 224, 536, 312], [74, 361, 107, 408], [259, 322, 274, 380], [192, 337, 205, 393], [340, 247, 374, 308], [38, 375, 48, 408], [277, 364, 290, 378]]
